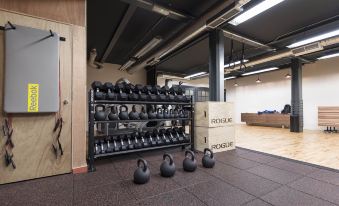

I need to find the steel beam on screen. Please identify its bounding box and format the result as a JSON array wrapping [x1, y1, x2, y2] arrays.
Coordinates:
[[101, 5, 137, 62], [209, 29, 224, 101]]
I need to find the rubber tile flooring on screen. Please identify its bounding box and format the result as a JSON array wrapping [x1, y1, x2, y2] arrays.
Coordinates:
[[1, 147, 339, 206]]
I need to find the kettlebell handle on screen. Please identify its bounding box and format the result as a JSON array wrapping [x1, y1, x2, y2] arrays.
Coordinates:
[[157, 108, 162, 113], [132, 105, 137, 112], [120, 105, 128, 112], [163, 153, 174, 165], [185, 150, 195, 161], [204, 148, 214, 158], [137, 158, 148, 172], [95, 104, 105, 111]]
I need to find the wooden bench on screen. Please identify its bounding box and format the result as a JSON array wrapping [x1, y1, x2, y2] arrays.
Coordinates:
[[318, 106, 339, 132], [241, 113, 290, 128]]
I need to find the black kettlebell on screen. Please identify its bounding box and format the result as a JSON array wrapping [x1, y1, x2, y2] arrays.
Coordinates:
[[133, 159, 150, 184], [108, 106, 119, 120], [202, 148, 215, 168], [119, 105, 129, 120], [156, 108, 164, 119], [169, 109, 175, 118], [160, 153, 176, 177], [94, 105, 106, 121], [129, 105, 140, 120], [183, 150, 197, 172], [92, 81, 105, 100], [148, 106, 157, 119], [163, 109, 170, 119], [179, 110, 185, 118], [139, 106, 148, 120], [173, 109, 179, 118]]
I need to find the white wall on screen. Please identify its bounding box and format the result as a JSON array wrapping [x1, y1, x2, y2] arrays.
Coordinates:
[[225, 57, 339, 130], [87, 63, 146, 88]]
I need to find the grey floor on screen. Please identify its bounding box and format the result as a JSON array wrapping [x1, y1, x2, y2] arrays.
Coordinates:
[[1, 147, 339, 206]]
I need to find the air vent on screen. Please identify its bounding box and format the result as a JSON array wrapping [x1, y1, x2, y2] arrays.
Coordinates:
[[206, 2, 242, 29], [292, 42, 323, 56]]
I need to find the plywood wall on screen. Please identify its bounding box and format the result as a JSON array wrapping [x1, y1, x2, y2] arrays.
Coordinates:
[[0, 0, 85, 26], [0, 11, 73, 184]]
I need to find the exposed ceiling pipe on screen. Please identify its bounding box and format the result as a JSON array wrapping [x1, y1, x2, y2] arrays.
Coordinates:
[[120, 0, 192, 20], [226, 36, 339, 73], [88, 49, 104, 69], [127, 0, 251, 74], [222, 29, 274, 51]]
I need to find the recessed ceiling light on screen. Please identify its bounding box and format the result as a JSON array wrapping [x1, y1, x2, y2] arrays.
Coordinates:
[[224, 59, 249, 68], [242, 67, 279, 76], [184, 72, 207, 79], [317, 52, 339, 60], [224, 76, 236, 80], [287, 29, 339, 48], [229, 0, 285, 26], [256, 76, 262, 83], [285, 73, 291, 79]]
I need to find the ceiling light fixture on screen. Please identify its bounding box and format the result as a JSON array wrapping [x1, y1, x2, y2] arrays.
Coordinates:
[[184, 72, 207, 79], [256, 75, 262, 83], [285, 73, 291, 79], [134, 37, 163, 59], [234, 79, 239, 87], [287, 29, 339, 48], [229, 0, 285, 26], [224, 76, 236, 80], [224, 59, 249, 68], [242, 67, 279, 76], [317, 52, 339, 60], [119, 58, 136, 71]]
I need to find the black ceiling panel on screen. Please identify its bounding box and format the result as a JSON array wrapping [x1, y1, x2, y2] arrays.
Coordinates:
[[224, 0, 339, 44], [87, 0, 129, 59], [106, 7, 163, 64], [155, 0, 223, 18]]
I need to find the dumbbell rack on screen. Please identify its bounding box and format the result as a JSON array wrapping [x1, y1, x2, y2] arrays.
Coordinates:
[[87, 89, 195, 172]]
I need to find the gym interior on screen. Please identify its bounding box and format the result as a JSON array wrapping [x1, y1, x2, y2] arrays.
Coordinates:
[[0, 0, 339, 205]]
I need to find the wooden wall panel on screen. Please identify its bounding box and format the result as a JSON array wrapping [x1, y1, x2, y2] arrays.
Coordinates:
[[0, 0, 85, 26], [72, 26, 87, 171], [0, 11, 73, 184]]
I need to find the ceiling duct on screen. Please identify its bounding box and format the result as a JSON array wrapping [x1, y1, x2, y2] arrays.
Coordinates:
[[226, 36, 339, 73], [127, 0, 251, 74]]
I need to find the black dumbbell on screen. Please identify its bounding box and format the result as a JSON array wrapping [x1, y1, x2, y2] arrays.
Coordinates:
[[161, 86, 175, 102], [166, 128, 179, 143], [135, 84, 148, 101], [146, 131, 157, 146], [139, 132, 149, 148], [126, 135, 134, 150], [126, 83, 139, 101], [174, 127, 185, 142], [119, 136, 127, 151], [152, 85, 166, 101], [159, 129, 171, 144], [100, 139, 106, 154], [179, 127, 190, 142], [94, 139, 101, 155], [153, 129, 164, 145], [144, 85, 158, 101], [112, 136, 120, 152], [133, 133, 142, 149], [106, 137, 113, 153], [91, 81, 105, 100], [115, 83, 128, 101], [103, 82, 117, 100]]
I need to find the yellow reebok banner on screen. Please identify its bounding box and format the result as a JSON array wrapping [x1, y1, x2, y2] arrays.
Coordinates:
[[27, 83, 39, 112]]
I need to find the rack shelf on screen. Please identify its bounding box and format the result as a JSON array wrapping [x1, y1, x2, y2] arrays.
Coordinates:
[[94, 100, 191, 105], [87, 89, 195, 172], [94, 118, 191, 123], [94, 143, 191, 158]]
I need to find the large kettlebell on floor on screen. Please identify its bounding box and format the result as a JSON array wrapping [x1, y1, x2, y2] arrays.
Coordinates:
[[202, 148, 215, 168], [160, 153, 176, 177], [108, 106, 119, 120], [139, 106, 148, 120], [183, 150, 197, 172], [129, 105, 140, 120], [119, 105, 129, 120], [134, 159, 150, 184], [94, 105, 106, 121], [156, 108, 164, 119]]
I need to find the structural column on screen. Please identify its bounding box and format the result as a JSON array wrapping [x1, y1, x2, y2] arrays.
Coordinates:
[[290, 58, 303, 132], [209, 29, 224, 101], [146, 66, 157, 85]]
